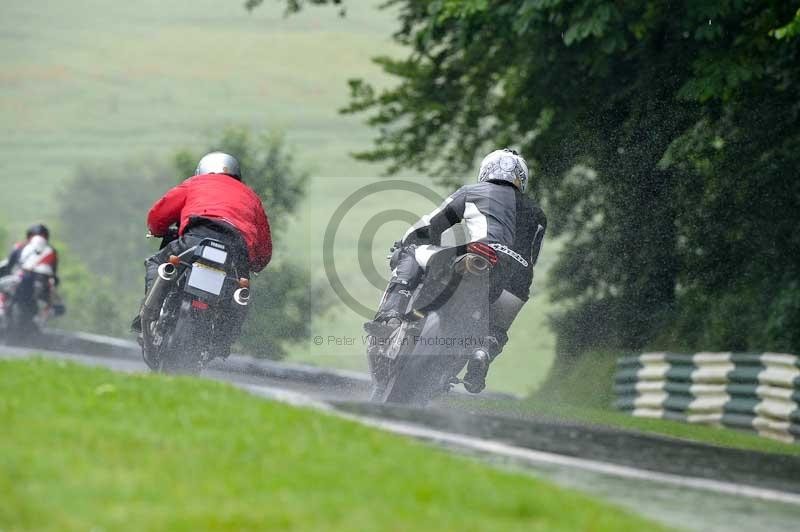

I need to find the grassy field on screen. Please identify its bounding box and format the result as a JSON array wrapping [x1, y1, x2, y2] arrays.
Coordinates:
[[0, 0, 557, 396], [0, 358, 664, 531]]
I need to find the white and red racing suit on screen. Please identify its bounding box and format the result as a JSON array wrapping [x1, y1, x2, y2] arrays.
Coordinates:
[[0, 235, 61, 318]]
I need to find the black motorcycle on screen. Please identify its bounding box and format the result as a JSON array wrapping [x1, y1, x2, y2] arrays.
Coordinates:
[[140, 231, 250, 374], [367, 242, 497, 406], [0, 270, 61, 344]]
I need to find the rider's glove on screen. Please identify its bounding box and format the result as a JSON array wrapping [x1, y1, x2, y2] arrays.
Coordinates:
[[389, 248, 402, 270], [53, 303, 66, 317], [388, 241, 413, 271]]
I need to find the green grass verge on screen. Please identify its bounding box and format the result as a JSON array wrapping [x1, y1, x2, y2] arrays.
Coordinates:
[[0, 357, 665, 531]]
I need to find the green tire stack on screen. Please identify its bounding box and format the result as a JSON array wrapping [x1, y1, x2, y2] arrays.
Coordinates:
[[614, 352, 800, 443]]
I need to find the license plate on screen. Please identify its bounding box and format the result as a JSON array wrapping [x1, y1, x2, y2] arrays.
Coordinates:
[[187, 263, 226, 296], [201, 246, 227, 265]]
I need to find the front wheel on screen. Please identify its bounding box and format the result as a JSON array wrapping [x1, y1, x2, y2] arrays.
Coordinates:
[[367, 322, 434, 406]]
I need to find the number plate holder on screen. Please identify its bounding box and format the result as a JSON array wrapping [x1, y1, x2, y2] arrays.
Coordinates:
[[186, 262, 226, 296]]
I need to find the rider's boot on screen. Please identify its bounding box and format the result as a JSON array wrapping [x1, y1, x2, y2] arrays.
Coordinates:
[[363, 283, 412, 339], [130, 307, 144, 349], [463, 349, 490, 394], [462, 335, 502, 393], [131, 264, 159, 336], [130, 299, 146, 336]]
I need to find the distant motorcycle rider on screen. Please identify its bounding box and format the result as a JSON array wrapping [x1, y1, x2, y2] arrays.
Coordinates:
[[131, 152, 272, 352], [366, 149, 547, 393], [0, 224, 58, 278], [0, 224, 64, 324]]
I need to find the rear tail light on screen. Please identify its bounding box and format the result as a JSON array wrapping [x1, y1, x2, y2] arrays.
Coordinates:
[[466, 242, 498, 265], [191, 299, 209, 310]]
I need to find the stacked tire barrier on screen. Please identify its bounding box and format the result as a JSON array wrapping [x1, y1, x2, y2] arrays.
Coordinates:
[[614, 352, 800, 443]]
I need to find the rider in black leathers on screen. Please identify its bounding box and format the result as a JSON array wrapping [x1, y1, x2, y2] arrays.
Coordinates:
[[366, 149, 547, 393]]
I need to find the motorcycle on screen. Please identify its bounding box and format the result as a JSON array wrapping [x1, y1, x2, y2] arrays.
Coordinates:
[[367, 241, 498, 406], [0, 268, 61, 344], [140, 229, 250, 374]]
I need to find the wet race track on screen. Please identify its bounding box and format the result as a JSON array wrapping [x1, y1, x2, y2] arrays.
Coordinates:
[[3, 330, 800, 531]]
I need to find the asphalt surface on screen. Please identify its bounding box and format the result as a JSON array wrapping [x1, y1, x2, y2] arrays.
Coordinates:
[[3, 331, 800, 531]]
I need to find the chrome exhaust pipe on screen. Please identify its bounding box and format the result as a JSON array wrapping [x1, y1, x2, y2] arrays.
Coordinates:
[[455, 254, 492, 276], [142, 262, 178, 321], [233, 287, 250, 306], [464, 254, 491, 276]]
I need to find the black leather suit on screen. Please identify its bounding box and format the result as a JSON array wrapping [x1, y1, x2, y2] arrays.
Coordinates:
[[374, 180, 547, 359]]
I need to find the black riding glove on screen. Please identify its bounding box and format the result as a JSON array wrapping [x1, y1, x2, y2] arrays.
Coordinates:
[[388, 241, 412, 271]]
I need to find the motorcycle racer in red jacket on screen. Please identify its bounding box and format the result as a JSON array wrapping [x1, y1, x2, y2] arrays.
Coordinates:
[[131, 152, 272, 347]]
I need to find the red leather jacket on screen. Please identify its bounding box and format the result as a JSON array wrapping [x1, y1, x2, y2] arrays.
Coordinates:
[[147, 173, 272, 272]]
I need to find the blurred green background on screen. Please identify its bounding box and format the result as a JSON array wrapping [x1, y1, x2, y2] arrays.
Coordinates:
[[0, 0, 557, 395]]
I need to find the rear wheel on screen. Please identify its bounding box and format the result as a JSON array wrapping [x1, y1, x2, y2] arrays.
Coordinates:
[[378, 350, 461, 406], [158, 301, 204, 375], [378, 315, 468, 405], [4, 302, 37, 345]]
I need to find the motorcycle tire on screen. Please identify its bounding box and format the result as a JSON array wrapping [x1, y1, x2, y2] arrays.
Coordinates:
[[157, 302, 203, 375]]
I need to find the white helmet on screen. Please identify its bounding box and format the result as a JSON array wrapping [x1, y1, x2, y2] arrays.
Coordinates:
[[195, 152, 241, 180], [19, 235, 56, 276], [478, 148, 529, 192]]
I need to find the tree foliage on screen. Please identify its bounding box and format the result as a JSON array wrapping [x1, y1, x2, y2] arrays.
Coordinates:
[[267, 0, 800, 358], [244, 0, 343, 16]]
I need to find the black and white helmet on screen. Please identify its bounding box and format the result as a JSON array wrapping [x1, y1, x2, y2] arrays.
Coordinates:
[[195, 152, 241, 180], [26, 223, 50, 240], [477, 148, 529, 192]]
